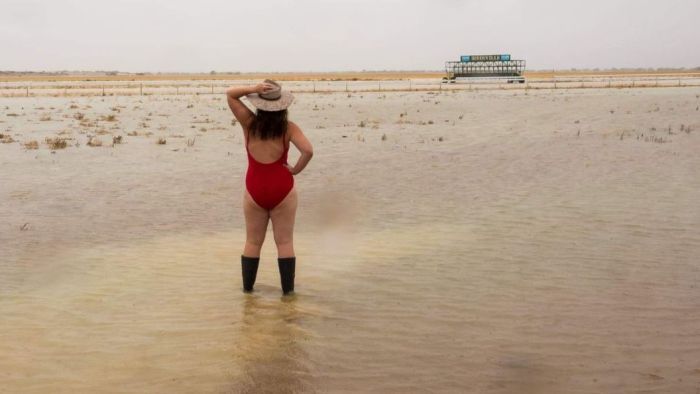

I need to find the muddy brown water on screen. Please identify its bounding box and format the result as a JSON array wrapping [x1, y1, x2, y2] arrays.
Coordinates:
[[1, 88, 700, 392]]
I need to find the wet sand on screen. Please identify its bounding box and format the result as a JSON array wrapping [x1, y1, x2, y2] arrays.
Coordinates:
[[1, 87, 700, 392]]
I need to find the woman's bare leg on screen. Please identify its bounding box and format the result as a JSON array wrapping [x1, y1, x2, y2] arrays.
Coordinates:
[[270, 188, 298, 258], [243, 190, 270, 257]]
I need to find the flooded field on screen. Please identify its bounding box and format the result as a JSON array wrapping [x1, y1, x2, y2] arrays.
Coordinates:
[[1, 87, 700, 392]]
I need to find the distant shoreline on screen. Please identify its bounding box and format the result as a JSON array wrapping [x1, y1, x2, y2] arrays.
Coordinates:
[[2, 69, 700, 83]]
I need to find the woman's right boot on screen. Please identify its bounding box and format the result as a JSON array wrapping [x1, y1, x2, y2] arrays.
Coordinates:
[[241, 255, 260, 293]]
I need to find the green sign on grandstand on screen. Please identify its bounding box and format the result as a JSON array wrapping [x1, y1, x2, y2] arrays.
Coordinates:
[[460, 54, 511, 62]]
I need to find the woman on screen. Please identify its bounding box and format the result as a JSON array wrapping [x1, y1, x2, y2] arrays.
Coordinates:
[[226, 80, 313, 295]]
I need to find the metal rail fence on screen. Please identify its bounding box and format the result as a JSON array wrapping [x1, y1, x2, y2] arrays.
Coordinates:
[[1, 76, 700, 97]]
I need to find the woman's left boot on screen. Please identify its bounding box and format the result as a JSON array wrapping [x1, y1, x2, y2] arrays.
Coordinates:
[[241, 255, 260, 293], [277, 257, 296, 295]]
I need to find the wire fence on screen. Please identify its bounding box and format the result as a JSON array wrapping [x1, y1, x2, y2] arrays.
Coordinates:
[[2, 76, 700, 97]]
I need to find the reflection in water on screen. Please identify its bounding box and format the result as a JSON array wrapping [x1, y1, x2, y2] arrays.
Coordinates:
[[489, 355, 559, 394], [232, 293, 313, 394]]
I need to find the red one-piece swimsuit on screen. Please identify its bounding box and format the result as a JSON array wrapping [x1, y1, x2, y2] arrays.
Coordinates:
[[245, 134, 294, 210]]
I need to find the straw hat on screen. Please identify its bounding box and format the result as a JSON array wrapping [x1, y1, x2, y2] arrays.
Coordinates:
[[246, 79, 294, 111]]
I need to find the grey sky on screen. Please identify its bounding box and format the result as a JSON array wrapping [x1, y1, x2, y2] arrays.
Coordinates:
[[2, 0, 699, 72]]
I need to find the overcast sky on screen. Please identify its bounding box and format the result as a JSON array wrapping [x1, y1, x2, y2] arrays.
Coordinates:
[[2, 0, 699, 72]]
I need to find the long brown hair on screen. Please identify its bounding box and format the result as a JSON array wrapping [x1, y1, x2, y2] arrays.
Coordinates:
[[249, 109, 288, 140]]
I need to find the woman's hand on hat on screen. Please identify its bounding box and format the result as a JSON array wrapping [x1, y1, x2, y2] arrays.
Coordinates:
[[255, 82, 276, 94]]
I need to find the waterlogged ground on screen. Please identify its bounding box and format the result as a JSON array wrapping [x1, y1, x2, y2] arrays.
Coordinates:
[[1, 87, 700, 393]]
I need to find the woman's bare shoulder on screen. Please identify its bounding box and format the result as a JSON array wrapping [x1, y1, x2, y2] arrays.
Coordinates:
[[287, 120, 304, 135]]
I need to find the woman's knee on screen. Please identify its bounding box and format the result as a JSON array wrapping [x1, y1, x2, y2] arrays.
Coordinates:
[[273, 234, 293, 248], [275, 240, 294, 257], [246, 234, 266, 248]]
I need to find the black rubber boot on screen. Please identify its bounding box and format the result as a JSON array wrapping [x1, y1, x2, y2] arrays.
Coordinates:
[[277, 257, 296, 295], [241, 255, 260, 293]]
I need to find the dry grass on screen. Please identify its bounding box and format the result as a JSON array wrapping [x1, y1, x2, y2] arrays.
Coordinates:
[[1, 133, 16, 143], [0, 71, 445, 83], [24, 140, 39, 149], [73, 112, 85, 120], [156, 137, 167, 145], [45, 137, 68, 149], [112, 135, 123, 144], [39, 114, 52, 121], [87, 136, 102, 147], [524, 70, 700, 79], [5, 69, 700, 84]]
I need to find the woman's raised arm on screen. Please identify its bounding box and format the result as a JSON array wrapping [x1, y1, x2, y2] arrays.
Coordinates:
[[226, 83, 274, 131]]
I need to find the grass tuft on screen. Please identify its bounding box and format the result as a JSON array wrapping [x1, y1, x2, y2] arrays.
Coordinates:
[[87, 137, 102, 147], [0, 134, 16, 143], [45, 137, 68, 149]]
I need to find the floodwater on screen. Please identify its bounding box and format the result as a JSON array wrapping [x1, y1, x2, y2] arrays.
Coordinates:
[[1, 87, 700, 392]]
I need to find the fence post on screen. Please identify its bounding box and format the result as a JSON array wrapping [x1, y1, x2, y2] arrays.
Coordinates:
[[176, 86, 179, 95], [140, 83, 143, 96], [346, 81, 348, 92], [409, 79, 412, 91], [211, 83, 214, 94], [378, 81, 381, 91], [26, 86, 29, 97], [102, 85, 105, 96], [313, 80, 316, 93]]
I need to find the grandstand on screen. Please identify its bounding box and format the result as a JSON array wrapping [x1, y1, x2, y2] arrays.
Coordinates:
[[444, 54, 526, 83]]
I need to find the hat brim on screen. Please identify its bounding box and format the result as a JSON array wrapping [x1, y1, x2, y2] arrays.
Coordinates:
[[245, 91, 295, 111]]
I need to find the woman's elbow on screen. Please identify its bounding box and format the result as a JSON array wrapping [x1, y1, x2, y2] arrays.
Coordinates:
[[304, 147, 314, 157]]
